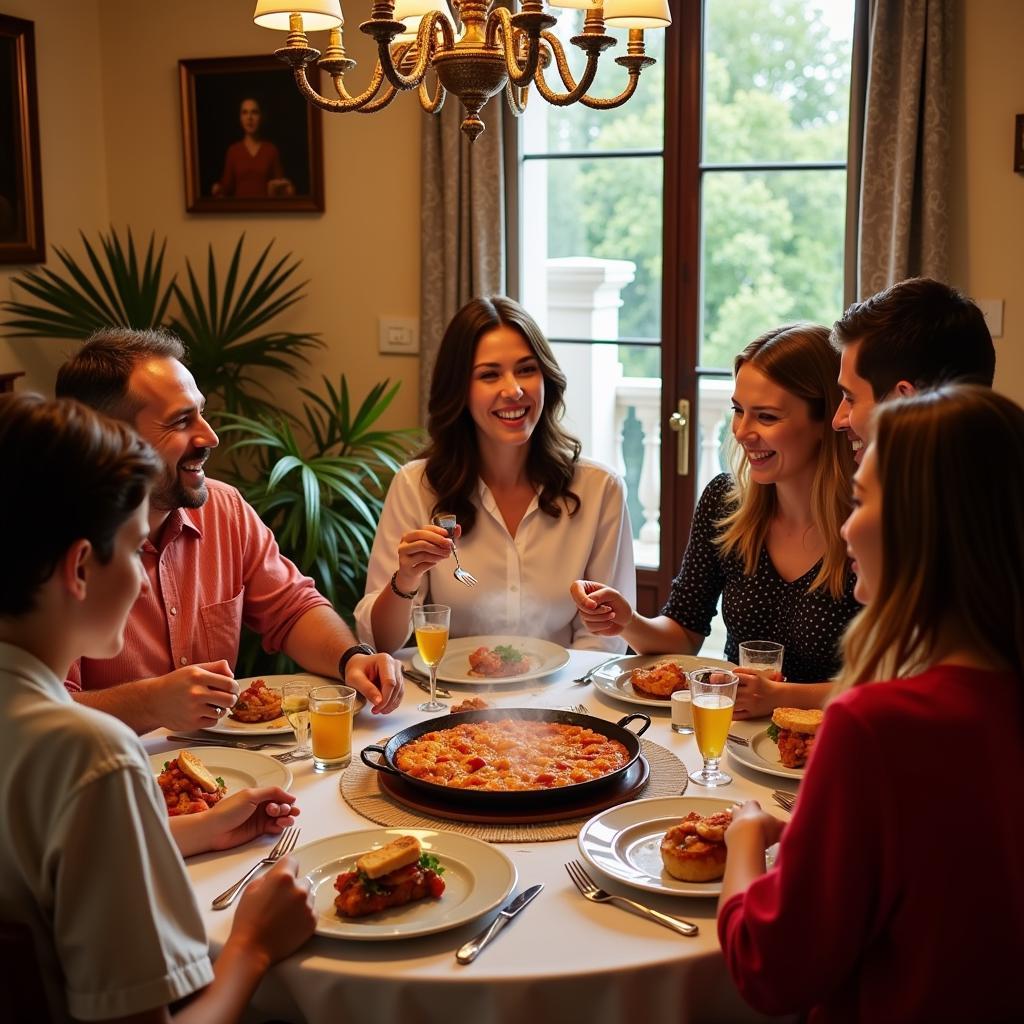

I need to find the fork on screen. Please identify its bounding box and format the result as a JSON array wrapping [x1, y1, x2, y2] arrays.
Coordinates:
[[772, 790, 796, 812], [567, 703, 589, 715], [565, 861, 699, 937], [432, 514, 477, 587], [272, 749, 313, 764], [165, 735, 291, 751], [211, 827, 301, 910]]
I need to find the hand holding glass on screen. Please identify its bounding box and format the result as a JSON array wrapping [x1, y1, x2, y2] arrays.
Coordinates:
[[282, 680, 313, 756], [688, 668, 739, 787], [309, 684, 356, 771], [414, 603, 450, 713]]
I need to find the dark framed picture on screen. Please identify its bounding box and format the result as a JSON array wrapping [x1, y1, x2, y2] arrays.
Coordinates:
[[178, 55, 324, 213], [0, 14, 45, 264], [1015, 114, 1024, 175]]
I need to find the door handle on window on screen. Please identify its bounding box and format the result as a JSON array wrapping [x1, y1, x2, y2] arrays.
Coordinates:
[[669, 399, 690, 476]]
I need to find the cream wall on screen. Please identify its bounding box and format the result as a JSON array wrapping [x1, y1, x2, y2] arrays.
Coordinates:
[[950, 0, 1024, 406], [1, 0, 423, 428], [0, 0, 109, 392]]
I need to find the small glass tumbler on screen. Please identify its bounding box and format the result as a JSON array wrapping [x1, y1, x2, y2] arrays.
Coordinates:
[[670, 688, 694, 734], [309, 684, 356, 771], [282, 679, 313, 756], [738, 640, 785, 676]]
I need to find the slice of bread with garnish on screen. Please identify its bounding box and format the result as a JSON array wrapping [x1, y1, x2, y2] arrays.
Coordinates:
[[177, 750, 220, 794], [356, 835, 422, 880], [769, 707, 824, 736]]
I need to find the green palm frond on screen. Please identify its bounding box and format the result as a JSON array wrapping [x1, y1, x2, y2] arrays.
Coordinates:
[[169, 236, 323, 418], [0, 228, 175, 338], [219, 375, 422, 621]]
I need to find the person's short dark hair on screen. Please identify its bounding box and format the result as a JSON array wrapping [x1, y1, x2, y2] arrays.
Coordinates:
[[831, 277, 995, 399], [55, 327, 186, 422], [0, 394, 160, 616]]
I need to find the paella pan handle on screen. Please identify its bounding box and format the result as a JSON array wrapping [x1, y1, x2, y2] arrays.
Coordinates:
[[615, 713, 651, 737], [359, 744, 400, 775]]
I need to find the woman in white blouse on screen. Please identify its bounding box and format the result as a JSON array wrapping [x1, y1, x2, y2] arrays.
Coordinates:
[[356, 296, 635, 654]]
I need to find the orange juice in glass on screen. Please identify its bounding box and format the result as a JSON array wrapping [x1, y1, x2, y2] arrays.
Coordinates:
[[413, 604, 451, 713], [309, 684, 356, 771], [687, 668, 739, 787]]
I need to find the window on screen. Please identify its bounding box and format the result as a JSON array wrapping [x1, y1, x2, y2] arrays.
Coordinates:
[[517, 1, 854, 601]]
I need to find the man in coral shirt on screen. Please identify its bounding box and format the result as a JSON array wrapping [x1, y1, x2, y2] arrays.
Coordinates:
[[55, 328, 403, 734]]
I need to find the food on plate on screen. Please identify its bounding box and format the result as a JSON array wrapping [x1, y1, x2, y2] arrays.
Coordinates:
[[660, 808, 732, 882], [157, 750, 227, 817], [767, 707, 824, 768], [395, 718, 630, 791], [450, 696, 490, 714], [468, 644, 532, 677], [334, 834, 446, 918], [230, 678, 283, 723], [629, 658, 688, 699]]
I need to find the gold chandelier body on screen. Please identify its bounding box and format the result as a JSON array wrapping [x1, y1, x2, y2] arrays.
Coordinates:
[[265, 1, 660, 141]]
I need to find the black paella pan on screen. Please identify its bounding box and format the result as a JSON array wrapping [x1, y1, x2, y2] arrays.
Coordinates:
[[360, 707, 650, 808]]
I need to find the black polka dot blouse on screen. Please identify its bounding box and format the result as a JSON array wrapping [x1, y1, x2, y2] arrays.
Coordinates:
[[660, 473, 861, 683]]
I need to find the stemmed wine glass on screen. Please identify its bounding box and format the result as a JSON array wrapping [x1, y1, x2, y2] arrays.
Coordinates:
[[687, 668, 739, 787], [413, 604, 450, 712], [281, 680, 313, 758]]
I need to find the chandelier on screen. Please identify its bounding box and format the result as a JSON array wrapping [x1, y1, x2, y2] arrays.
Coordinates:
[[252, 1, 671, 141]]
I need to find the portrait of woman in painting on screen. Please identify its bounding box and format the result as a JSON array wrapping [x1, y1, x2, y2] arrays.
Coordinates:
[[210, 96, 294, 199]]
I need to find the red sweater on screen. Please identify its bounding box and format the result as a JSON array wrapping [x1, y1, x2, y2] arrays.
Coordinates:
[[718, 665, 1024, 1023], [215, 139, 284, 198]]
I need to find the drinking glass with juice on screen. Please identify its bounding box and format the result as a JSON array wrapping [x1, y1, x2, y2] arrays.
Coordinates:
[[309, 685, 357, 771], [687, 668, 739, 787], [413, 604, 451, 713]]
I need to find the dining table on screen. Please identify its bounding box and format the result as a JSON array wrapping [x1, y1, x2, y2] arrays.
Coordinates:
[[145, 649, 798, 1024]]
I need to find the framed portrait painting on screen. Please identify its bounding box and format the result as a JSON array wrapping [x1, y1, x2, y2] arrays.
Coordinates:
[[0, 14, 45, 264], [179, 55, 324, 213]]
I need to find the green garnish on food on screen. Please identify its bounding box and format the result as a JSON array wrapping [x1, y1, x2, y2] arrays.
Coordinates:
[[420, 852, 444, 874], [216, 776, 226, 788], [162, 761, 170, 770], [766, 722, 780, 742], [357, 869, 383, 894], [494, 644, 525, 663]]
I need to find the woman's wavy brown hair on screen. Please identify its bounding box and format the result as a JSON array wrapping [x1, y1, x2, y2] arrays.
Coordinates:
[[838, 384, 1024, 689], [420, 296, 581, 535], [716, 323, 855, 598]]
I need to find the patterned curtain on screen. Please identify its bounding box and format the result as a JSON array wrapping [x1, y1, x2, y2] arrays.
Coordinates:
[[419, 97, 506, 424], [845, 0, 953, 300]]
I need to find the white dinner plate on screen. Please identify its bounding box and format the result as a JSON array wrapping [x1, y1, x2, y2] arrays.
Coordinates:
[[149, 746, 293, 793], [294, 828, 518, 940], [727, 727, 806, 780], [412, 635, 570, 685], [591, 653, 737, 708], [578, 796, 737, 898], [201, 674, 364, 735]]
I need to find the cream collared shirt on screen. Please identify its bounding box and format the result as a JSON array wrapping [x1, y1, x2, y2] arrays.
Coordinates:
[[0, 642, 213, 1022], [356, 458, 636, 652]]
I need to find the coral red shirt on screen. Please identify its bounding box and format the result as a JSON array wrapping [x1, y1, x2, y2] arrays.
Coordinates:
[[215, 140, 284, 198], [66, 480, 331, 691], [718, 664, 1024, 1023]]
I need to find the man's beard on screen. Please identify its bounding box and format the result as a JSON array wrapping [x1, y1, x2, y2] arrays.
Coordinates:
[[151, 448, 211, 512]]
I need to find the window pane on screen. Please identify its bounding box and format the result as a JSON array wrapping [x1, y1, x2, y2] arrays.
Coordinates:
[[522, 155, 663, 341], [702, 0, 854, 164], [520, 9, 665, 155], [699, 168, 846, 369]]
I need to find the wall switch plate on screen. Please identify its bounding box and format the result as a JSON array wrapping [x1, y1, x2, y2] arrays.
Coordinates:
[[977, 299, 1004, 339], [378, 317, 420, 355]]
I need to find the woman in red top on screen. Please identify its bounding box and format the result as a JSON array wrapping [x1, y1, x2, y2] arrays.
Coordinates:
[[717, 384, 1024, 1023], [211, 97, 294, 199]]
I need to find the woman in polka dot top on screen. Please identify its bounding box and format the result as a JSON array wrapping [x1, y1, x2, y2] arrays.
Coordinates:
[[571, 323, 860, 718]]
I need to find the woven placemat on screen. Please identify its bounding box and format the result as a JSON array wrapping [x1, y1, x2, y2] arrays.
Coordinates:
[[340, 737, 689, 842]]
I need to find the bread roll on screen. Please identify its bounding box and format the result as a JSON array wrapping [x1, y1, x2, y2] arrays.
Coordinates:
[[177, 750, 220, 794], [770, 707, 823, 736], [357, 835, 422, 879]]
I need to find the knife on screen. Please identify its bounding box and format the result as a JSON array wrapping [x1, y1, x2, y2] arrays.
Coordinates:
[[456, 884, 543, 964], [402, 665, 452, 699]]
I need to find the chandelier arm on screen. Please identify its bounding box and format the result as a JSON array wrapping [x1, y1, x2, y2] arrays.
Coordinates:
[[356, 79, 402, 113], [377, 10, 452, 92], [578, 33, 657, 110], [291, 65, 382, 112], [503, 80, 529, 117], [578, 71, 641, 109], [532, 35, 600, 106], [486, 9, 542, 88], [418, 73, 447, 114]]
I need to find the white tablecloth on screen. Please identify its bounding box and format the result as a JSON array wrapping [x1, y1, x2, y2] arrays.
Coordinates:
[[146, 651, 795, 1024]]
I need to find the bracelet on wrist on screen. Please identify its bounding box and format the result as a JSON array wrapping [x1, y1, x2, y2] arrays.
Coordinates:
[[390, 571, 419, 600]]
